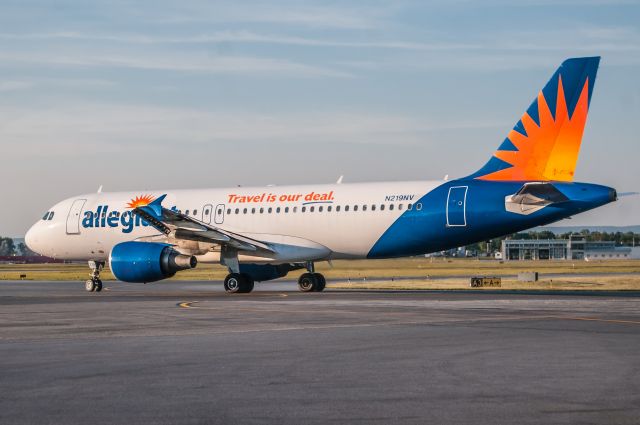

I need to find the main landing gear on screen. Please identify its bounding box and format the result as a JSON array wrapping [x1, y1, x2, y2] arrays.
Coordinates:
[[297, 261, 326, 292], [85, 260, 104, 293], [223, 273, 255, 294]]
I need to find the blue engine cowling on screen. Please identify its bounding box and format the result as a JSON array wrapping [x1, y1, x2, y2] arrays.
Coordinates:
[[109, 241, 197, 283]]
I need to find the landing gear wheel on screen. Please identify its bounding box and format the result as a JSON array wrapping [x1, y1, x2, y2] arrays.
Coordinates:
[[298, 273, 326, 292], [314, 274, 326, 292], [240, 273, 255, 293], [298, 273, 315, 292], [86, 261, 104, 294], [85, 279, 96, 292], [224, 273, 242, 293], [224, 273, 255, 293]]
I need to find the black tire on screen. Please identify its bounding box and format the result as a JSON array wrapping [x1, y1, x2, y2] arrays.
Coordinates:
[[314, 273, 326, 292], [224, 273, 243, 293], [298, 273, 317, 292], [95, 279, 103, 292], [85, 279, 96, 292], [239, 273, 255, 293]]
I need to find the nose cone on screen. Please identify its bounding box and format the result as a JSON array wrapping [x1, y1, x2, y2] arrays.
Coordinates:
[[25, 223, 43, 255]]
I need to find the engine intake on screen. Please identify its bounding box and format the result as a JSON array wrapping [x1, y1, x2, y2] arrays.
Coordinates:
[[109, 241, 197, 283]]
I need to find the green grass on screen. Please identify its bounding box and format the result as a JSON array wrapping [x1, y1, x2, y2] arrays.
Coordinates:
[[2, 258, 640, 287]]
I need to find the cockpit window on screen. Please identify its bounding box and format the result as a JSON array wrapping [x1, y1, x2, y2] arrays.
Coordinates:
[[48, 212, 55, 220], [42, 212, 50, 220]]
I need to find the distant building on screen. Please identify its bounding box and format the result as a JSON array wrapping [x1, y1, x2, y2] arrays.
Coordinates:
[[502, 234, 632, 261]]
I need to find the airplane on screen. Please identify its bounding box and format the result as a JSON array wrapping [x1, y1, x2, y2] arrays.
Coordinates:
[[25, 56, 617, 294]]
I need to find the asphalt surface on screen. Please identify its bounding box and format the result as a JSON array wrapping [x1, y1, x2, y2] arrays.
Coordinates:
[[1, 280, 639, 425]]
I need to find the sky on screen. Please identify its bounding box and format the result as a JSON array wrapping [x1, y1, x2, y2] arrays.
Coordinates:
[[1, 0, 639, 237]]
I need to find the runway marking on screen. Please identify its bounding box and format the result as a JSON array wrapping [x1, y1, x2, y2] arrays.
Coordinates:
[[178, 294, 289, 308]]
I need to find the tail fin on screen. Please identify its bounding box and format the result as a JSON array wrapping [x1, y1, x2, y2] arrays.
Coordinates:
[[468, 56, 600, 182]]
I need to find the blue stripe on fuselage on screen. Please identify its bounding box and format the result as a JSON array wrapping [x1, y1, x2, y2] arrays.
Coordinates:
[[367, 180, 614, 258]]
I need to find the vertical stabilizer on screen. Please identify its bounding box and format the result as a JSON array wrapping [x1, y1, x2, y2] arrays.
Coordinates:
[[468, 57, 600, 182]]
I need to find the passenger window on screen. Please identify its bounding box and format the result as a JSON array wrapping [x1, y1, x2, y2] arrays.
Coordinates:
[[380, 204, 385, 211], [268, 207, 273, 214], [310, 206, 315, 212], [293, 207, 298, 213], [204, 209, 210, 215], [276, 207, 281, 213], [251, 208, 255, 214], [302, 206, 306, 213], [226, 208, 231, 215], [398, 204, 403, 211], [336, 206, 341, 212], [345, 205, 350, 212], [354, 205, 358, 212], [390, 204, 394, 211], [319, 206, 323, 212], [362, 205, 367, 211], [193, 209, 197, 215], [235, 208, 239, 214], [243, 208, 247, 214], [407, 203, 412, 210], [416, 203, 422, 211], [260, 207, 264, 214], [371, 205, 376, 211], [185, 210, 190, 215], [285, 207, 289, 213], [328, 206, 332, 212]]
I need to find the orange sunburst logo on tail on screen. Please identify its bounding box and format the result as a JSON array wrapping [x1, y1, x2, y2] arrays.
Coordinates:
[[127, 194, 155, 209], [479, 76, 590, 182]]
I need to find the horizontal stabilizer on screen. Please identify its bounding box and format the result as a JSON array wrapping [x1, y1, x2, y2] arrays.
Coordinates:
[[505, 182, 569, 215]]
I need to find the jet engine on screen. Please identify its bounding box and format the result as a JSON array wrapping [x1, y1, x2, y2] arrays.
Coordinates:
[[109, 241, 197, 283]]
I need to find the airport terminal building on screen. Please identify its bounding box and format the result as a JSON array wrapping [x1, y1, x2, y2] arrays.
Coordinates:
[[501, 235, 633, 261]]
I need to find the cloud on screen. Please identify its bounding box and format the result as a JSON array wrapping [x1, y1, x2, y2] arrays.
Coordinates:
[[0, 81, 35, 92], [0, 51, 352, 78], [0, 103, 506, 158]]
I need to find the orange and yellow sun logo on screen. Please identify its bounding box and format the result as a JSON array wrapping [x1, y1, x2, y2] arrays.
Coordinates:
[[127, 194, 155, 209], [478, 76, 590, 182]]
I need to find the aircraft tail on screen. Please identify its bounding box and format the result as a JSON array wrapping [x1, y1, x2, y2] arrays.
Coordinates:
[[468, 56, 600, 182]]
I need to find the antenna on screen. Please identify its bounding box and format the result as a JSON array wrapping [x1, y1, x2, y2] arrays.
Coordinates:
[[336, 175, 344, 184], [97, 185, 103, 193]]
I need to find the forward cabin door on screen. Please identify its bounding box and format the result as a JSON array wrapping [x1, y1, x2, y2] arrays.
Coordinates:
[[446, 186, 468, 227], [66, 199, 86, 234]]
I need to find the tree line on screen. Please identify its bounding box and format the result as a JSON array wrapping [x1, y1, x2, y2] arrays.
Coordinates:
[[0, 237, 36, 256]]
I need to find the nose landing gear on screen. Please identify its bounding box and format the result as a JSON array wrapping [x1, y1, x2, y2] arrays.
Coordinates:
[[85, 260, 104, 293]]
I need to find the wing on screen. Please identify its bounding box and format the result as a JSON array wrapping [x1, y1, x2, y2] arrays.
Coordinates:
[[132, 195, 274, 253]]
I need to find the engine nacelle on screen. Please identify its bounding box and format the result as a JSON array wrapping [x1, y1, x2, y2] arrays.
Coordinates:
[[109, 241, 197, 283]]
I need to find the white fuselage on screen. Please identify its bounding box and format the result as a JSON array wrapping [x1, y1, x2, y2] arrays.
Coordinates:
[[26, 180, 442, 263]]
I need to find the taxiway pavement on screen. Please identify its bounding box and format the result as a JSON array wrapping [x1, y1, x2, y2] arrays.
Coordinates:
[[1, 280, 639, 424]]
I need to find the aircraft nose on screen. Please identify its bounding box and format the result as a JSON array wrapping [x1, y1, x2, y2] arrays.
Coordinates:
[[25, 223, 42, 255]]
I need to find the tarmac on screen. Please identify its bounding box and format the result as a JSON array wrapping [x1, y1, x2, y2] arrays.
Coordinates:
[[1, 280, 639, 425]]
